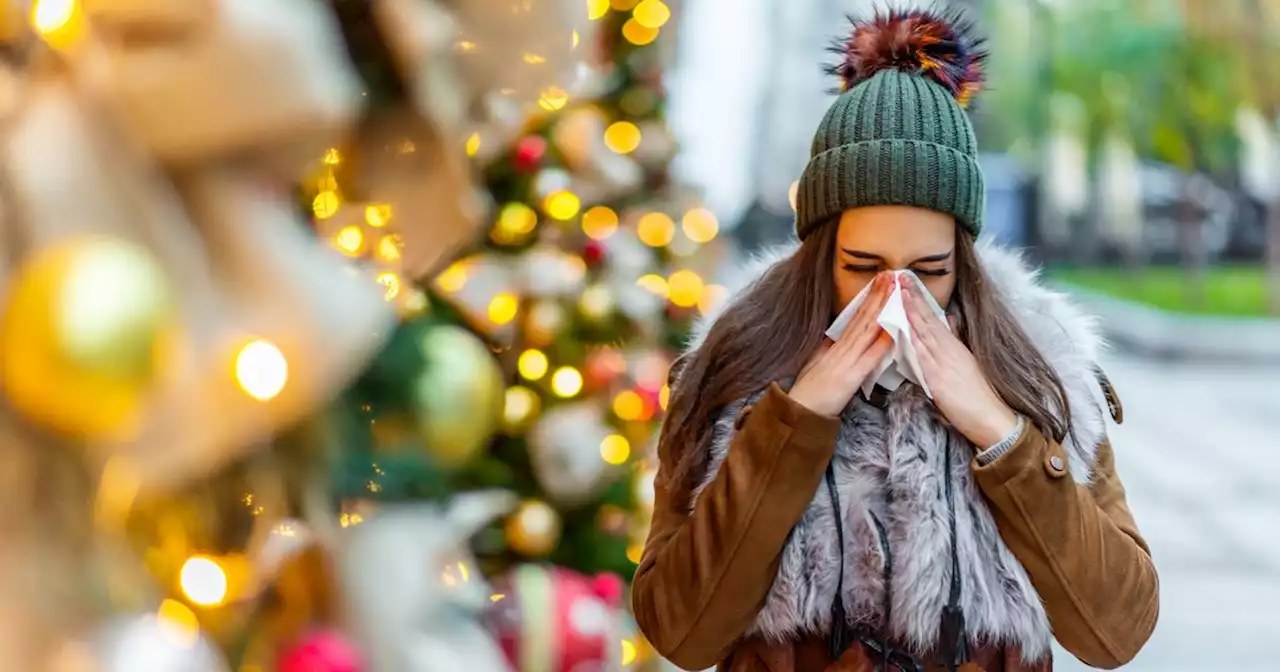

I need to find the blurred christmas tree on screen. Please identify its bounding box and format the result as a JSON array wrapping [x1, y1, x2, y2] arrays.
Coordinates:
[[306, 0, 728, 589], [0, 0, 732, 668]]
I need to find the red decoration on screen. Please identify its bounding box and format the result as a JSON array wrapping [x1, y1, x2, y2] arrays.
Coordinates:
[[277, 630, 364, 672], [584, 348, 627, 390], [582, 240, 607, 267], [486, 565, 626, 672], [514, 136, 548, 172], [590, 573, 624, 608]]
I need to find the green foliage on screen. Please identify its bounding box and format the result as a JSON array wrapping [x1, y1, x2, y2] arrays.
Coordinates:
[[983, 0, 1248, 172]]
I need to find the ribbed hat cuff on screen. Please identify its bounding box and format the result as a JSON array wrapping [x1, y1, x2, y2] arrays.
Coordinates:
[[794, 138, 985, 239]]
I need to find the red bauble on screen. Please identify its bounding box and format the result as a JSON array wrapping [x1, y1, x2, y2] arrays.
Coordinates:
[[277, 630, 364, 672], [582, 240, 607, 267], [486, 565, 625, 672], [514, 136, 548, 172]]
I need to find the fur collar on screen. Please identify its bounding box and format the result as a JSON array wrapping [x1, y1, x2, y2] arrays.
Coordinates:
[[681, 238, 1112, 661]]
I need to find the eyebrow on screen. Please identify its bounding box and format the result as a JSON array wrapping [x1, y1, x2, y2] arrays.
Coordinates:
[[841, 248, 954, 264]]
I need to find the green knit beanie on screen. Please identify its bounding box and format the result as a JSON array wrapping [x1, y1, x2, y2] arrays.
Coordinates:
[[795, 7, 988, 240]]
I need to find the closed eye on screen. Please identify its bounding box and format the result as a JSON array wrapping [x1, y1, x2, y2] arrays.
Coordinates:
[[911, 267, 951, 277], [842, 264, 880, 273]]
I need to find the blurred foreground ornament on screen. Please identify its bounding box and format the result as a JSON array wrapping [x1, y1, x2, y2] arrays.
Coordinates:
[[504, 499, 561, 558], [0, 236, 174, 441], [528, 403, 619, 505], [0, 23, 393, 494], [91, 612, 229, 672], [486, 565, 627, 672], [277, 629, 365, 672], [337, 493, 517, 672], [82, 0, 365, 174], [413, 324, 504, 467], [328, 0, 483, 280]]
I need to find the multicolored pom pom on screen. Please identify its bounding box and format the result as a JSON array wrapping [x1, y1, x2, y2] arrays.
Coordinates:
[[826, 6, 988, 108]]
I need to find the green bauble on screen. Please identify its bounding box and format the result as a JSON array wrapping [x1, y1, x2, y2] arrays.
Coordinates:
[[414, 324, 504, 466]]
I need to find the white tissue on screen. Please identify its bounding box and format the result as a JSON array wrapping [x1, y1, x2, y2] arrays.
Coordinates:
[[825, 270, 949, 399]]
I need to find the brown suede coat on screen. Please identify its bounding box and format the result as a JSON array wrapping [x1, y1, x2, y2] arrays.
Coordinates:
[[632, 380, 1158, 671]]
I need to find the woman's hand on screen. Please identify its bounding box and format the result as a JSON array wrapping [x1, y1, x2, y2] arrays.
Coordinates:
[[788, 273, 894, 417], [902, 281, 1019, 447]]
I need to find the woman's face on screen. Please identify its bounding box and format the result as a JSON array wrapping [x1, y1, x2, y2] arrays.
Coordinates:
[[831, 205, 957, 313]]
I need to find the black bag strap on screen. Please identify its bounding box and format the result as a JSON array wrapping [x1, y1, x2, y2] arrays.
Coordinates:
[[825, 463, 852, 661], [826, 463, 903, 672], [825, 441, 967, 671], [938, 440, 968, 671]]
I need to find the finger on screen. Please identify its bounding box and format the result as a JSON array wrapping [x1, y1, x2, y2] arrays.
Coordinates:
[[851, 331, 893, 378], [842, 274, 892, 339], [801, 339, 833, 373], [904, 288, 931, 339], [913, 334, 939, 385], [904, 285, 940, 344], [865, 272, 894, 313], [842, 320, 886, 362], [903, 282, 932, 322], [835, 276, 889, 349], [841, 276, 885, 334]]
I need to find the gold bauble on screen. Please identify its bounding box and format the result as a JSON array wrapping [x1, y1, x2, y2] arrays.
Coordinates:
[[413, 324, 504, 466], [505, 499, 561, 557], [0, 236, 173, 440]]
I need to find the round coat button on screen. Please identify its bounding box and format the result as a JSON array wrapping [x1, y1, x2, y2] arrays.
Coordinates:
[[1049, 455, 1065, 472]]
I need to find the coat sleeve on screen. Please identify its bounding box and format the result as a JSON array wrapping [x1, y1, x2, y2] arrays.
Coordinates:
[[972, 427, 1159, 669], [631, 382, 841, 671]]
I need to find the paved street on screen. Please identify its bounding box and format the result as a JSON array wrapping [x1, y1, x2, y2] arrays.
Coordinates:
[[1054, 353, 1280, 670]]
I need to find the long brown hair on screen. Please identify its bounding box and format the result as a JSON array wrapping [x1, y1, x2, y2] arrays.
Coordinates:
[[658, 223, 1072, 509]]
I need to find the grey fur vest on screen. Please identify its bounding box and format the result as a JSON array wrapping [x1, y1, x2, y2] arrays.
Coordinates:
[[681, 240, 1112, 662]]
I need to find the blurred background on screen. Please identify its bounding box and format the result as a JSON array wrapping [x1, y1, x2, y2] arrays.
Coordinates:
[[0, 0, 1274, 671], [674, 0, 1280, 669]]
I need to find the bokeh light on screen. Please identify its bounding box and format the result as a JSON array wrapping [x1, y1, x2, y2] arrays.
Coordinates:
[[582, 206, 620, 240], [604, 121, 643, 154], [622, 18, 660, 45], [544, 190, 582, 221], [551, 366, 584, 397], [637, 213, 675, 247], [518, 349, 550, 381], [600, 434, 631, 465], [235, 339, 288, 401], [488, 293, 519, 325], [179, 556, 228, 607], [632, 0, 671, 28], [668, 270, 705, 307], [681, 208, 719, 243]]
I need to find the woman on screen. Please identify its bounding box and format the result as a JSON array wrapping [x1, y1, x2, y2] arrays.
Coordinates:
[[632, 8, 1158, 672]]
